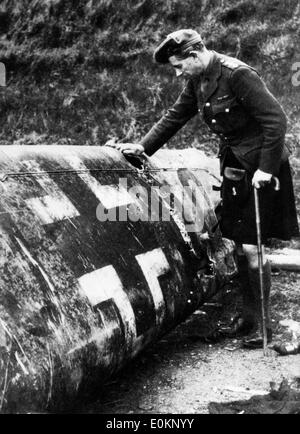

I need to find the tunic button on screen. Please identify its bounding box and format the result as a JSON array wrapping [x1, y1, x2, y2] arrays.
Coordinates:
[[225, 108, 230, 113], [212, 119, 216, 124], [205, 102, 211, 107]]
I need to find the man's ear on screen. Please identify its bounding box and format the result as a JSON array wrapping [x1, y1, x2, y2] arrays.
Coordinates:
[[189, 50, 199, 59]]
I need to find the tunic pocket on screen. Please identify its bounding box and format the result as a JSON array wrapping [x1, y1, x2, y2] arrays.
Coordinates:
[[210, 97, 249, 132], [237, 140, 263, 169], [212, 97, 238, 113]]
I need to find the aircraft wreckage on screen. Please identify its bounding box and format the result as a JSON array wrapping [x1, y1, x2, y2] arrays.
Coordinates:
[[0, 145, 236, 413]]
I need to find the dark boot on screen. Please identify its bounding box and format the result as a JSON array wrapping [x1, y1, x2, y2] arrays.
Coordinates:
[[242, 262, 273, 349], [273, 341, 300, 355], [221, 255, 257, 337]]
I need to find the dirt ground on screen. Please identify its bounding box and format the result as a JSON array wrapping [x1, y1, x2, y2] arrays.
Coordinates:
[[79, 263, 300, 415]]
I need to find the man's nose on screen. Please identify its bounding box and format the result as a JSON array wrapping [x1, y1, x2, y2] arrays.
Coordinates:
[[175, 69, 183, 77]]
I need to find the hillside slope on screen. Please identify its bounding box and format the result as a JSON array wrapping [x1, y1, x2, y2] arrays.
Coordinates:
[[0, 0, 299, 153]]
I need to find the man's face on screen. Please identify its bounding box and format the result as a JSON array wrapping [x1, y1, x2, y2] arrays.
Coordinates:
[[169, 52, 209, 78]]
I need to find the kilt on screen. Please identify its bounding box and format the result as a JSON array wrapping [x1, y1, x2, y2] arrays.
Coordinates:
[[220, 150, 299, 245]]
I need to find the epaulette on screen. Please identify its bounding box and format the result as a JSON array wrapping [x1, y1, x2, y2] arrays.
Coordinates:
[[220, 55, 248, 70], [220, 55, 259, 76]]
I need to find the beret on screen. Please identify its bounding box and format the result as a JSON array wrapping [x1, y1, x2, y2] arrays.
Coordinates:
[[154, 29, 203, 64]]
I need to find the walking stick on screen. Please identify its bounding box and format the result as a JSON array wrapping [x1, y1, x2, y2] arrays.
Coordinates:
[[254, 178, 280, 356]]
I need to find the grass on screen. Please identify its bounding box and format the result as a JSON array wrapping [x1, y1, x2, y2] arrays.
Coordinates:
[[0, 0, 299, 150]]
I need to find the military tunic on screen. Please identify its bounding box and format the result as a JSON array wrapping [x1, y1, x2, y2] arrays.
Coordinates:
[[140, 51, 299, 244]]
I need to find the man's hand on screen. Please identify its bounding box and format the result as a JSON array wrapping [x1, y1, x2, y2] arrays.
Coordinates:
[[252, 169, 272, 189], [105, 140, 145, 157], [120, 143, 145, 157]]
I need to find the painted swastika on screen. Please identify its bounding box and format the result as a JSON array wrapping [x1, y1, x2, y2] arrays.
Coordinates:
[[78, 248, 171, 351], [78, 265, 137, 349], [63, 155, 134, 209], [135, 248, 170, 327], [23, 160, 80, 225]]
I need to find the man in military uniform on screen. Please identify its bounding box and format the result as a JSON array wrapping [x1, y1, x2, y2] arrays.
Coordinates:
[[109, 29, 299, 348]]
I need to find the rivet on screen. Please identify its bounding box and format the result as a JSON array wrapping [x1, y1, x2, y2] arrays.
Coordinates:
[[212, 119, 216, 123]]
